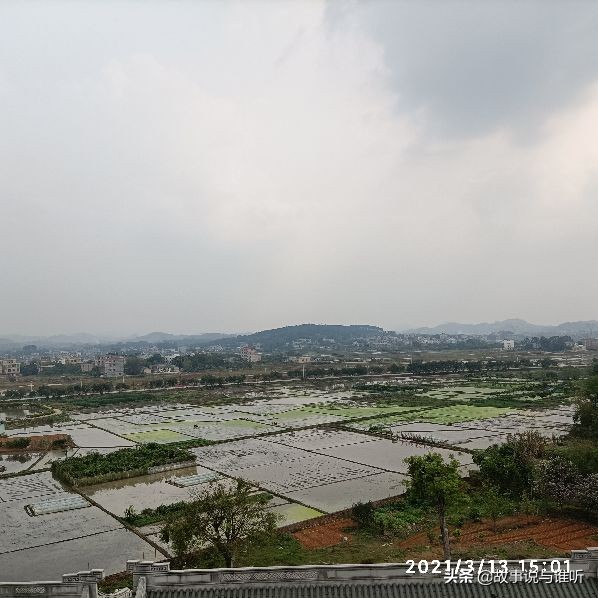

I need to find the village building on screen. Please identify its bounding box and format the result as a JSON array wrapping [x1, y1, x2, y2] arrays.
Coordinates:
[[240, 345, 262, 363], [96, 354, 126, 377], [0, 359, 20, 376]]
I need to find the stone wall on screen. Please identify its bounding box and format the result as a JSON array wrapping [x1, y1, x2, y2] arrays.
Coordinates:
[[0, 570, 103, 598]]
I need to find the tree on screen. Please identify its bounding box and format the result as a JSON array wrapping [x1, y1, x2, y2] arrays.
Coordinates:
[[124, 357, 145, 376], [573, 474, 598, 512], [519, 491, 540, 525], [534, 456, 580, 507], [37, 385, 52, 399], [404, 453, 465, 559], [146, 353, 165, 366], [473, 431, 546, 497], [160, 480, 278, 567], [480, 484, 512, 532], [20, 362, 39, 376], [573, 366, 598, 437]]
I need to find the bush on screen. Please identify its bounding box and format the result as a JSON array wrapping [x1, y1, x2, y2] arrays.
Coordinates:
[[372, 505, 426, 536], [352, 501, 375, 529], [550, 440, 598, 475], [6, 437, 30, 449], [124, 501, 188, 527], [52, 443, 194, 485], [473, 431, 546, 497], [468, 505, 483, 522]]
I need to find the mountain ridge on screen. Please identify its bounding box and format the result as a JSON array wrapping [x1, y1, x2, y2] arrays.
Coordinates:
[[404, 319, 598, 337]]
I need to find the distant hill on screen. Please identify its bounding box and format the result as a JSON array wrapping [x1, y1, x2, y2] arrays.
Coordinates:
[[404, 319, 598, 338], [217, 324, 385, 350], [0, 337, 18, 350], [0, 331, 234, 350], [0, 333, 113, 348], [125, 332, 234, 344]]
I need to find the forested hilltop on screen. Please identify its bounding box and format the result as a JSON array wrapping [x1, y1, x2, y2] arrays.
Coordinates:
[[215, 324, 385, 351]]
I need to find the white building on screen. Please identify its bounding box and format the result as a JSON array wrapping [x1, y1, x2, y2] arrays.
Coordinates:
[[240, 345, 262, 363], [150, 363, 180, 374], [288, 355, 311, 364], [503, 340, 515, 351], [96, 354, 125, 377], [0, 359, 20, 375]]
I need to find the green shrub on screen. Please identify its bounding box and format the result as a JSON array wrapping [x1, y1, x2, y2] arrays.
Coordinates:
[[6, 437, 30, 449], [352, 501, 375, 529], [468, 505, 483, 522], [372, 505, 426, 536], [124, 501, 188, 527], [52, 443, 194, 485], [550, 440, 598, 475]]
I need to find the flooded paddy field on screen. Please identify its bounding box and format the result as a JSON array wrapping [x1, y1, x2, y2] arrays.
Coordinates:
[[83, 465, 223, 517], [0, 452, 44, 475], [315, 438, 473, 473], [263, 428, 379, 451], [226, 453, 380, 494], [285, 470, 407, 513], [0, 471, 156, 581], [0, 377, 577, 579], [190, 438, 309, 471]]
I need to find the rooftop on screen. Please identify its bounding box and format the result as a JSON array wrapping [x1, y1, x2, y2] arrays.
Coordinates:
[[1, 550, 597, 598]]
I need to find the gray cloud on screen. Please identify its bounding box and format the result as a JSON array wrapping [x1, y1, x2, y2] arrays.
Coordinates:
[[1, 1, 597, 336], [331, 1, 598, 139]]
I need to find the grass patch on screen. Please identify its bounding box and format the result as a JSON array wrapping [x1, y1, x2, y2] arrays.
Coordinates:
[[416, 405, 514, 424], [175, 531, 410, 569], [270, 503, 324, 526]]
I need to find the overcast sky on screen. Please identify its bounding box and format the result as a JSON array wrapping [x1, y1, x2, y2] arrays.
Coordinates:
[[1, 1, 598, 336]]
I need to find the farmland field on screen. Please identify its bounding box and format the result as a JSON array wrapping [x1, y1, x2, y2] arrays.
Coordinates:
[[123, 429, 194, 443], [0, 374, 577, 581]]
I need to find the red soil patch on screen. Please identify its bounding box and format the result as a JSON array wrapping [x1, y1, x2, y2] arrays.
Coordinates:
[[293, 518, 355, 549], [400, 515, 598, 555], [292, 514, 598, 554], [0, 434, 73, 453]]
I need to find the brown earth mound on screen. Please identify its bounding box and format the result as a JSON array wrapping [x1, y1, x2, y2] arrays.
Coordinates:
[[0, 433, 73, 452]]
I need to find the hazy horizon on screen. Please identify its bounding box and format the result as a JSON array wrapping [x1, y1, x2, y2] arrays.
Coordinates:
[[2, 1, 598, 336], [3, 316, 598, 340]]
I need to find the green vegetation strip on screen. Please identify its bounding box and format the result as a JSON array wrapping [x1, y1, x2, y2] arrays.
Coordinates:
[[351, 405, 515, 430], [5, 413, 70, 430], [124, 500, 188, 527], [52, 443, 195, 486]]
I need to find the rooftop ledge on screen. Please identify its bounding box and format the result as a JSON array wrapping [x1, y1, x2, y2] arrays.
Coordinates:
[[1, 549, 598, 598], [126, 548, 598, 588]]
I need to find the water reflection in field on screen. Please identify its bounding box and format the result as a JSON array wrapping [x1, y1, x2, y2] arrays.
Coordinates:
[[84, 464, 217, 516], [0, 452, 42, 474]]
